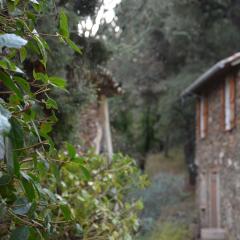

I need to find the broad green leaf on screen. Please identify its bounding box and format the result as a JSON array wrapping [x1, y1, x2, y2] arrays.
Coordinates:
[[0, 71, 22, 99], [67, 143, 76, 159], [33, 70, 48, 83], [0, 59, 13, 70], [80, 166, 91, 180], [0, 58, 24, 73], [29, 227, 43, 240], [60, 204, 72, 220], [33, 35, 47, 65], [72, 157, 84, 165], [0, 34, 27, 49], [10, 226, 29, 240], [59, 10, 69, 38], [19, 47, 27, 62], [45, 98, 58, 110], [65, 38, 82, 54], [40, 122, 52, 136], [21, 172, 36, 201], [48, 76, 66, 89], [5, 137, 20, 176], [14, 76, 30, 93], [9, 118, 24, 150], [13, 197, 31, 215], [0, 174, 12, 186]]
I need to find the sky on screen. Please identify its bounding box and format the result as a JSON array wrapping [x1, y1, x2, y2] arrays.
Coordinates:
[[78, 0, 122, 37]]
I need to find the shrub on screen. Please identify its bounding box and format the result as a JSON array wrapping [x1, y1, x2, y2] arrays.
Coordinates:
[[0, 1, 147, 239], [51, 151, 148, 239]]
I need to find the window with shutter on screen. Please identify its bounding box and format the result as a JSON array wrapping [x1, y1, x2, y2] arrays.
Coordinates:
[[224, 77, 236, 131], [200, 172, 207, 210], [196, 98, 200, 138], [230, 77, 236, 128], [199, 95, 208, 139]]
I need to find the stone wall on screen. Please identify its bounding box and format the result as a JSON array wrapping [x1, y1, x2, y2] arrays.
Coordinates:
[[195, 72, 240, 239]]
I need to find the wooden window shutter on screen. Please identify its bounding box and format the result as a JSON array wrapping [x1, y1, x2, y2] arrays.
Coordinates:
[[200, 172, 207, 210], [203, 95, 208, 137], [220, 82, 225, 130], [196, 98, 200, 138], [230, 77, 236, 129], [198, 95, 208, 139]]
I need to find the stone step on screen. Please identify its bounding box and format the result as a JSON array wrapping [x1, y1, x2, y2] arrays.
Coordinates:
[[201, 228, 226, 240]]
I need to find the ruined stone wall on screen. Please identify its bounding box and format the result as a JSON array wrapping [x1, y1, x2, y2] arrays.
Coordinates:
[[78, 103, 102, 153], [196, 73, 240, 239]]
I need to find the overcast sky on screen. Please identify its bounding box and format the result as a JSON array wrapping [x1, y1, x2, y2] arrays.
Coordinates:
[[78, 0, 122, 37]]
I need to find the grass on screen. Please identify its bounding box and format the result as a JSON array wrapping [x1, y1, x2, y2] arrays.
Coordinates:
[[145, 148, 186, 178], [134, 147, 197, 240], [137, 222, 191, 240]]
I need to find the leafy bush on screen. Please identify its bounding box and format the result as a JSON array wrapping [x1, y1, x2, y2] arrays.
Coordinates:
[[53, 151, 148, 239], [0, 1, 147, 239]]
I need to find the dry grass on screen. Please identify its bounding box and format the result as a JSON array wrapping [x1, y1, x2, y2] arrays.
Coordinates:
[[145, 148, 186, 178]]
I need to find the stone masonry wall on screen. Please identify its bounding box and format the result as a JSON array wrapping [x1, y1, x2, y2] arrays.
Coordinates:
[[195, 72, 240, 239]]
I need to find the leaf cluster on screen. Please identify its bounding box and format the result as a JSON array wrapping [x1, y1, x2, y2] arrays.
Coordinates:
[[0, 1, 146, 239]]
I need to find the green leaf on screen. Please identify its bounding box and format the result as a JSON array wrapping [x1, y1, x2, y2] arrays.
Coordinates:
[[0, 58, 24, 73], [67, 143, 76, 159], [0, 174, 12, 186], [10, 226, 30, 240], [33, 35, 47, 65], [80, 166, 91, 180], [21, 172, 36, 201], [19, 47, 27, 62], [14, 76, 30, 93], [60, 204, 72, 220], [9, 118, 24, 150], [5, 136, 20, 177], [72, 157, 84, 165], [5, 137, 14, 175], [65, 38, 82, 54], [13, 197, 31, 215], [48, 76, 66, 89], [0, 71, 22, 99], [45, 98, 58, 110], [59, 10, 69, 38], [29, 227, 43, 240], [40, 122, 52, 137], [33, 70, 48, 83]]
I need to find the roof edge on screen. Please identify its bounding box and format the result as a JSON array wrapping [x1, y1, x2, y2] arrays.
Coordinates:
[[181, 52, 240, 98]]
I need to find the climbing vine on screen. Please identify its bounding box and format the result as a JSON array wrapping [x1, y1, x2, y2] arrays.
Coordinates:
[[0, 1, 147, 239]]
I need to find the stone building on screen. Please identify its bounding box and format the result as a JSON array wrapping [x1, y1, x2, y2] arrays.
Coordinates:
[[182, 53, 240, 240]]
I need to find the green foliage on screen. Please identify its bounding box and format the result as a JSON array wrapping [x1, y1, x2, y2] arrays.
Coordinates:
[[0, 1, 146, 239], [54, 151, 148, 239]]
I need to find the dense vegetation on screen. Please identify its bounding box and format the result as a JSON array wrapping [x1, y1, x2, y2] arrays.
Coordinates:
[[1, 0, 240, 239], [106, 0, 240, 174], [0, 1, 147, 239]]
